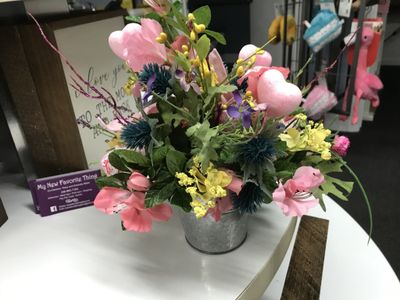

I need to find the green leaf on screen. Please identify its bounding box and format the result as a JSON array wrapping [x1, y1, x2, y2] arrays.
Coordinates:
[[96, 176, 123, 189], [112, 173, 130, 182], [205, 29, 226, 45], [170, 186, 192, 212], [125, 15, 141, 23], [192, 5, 211, 27], [144, 12, 162, 22], [108, 151, 130, 172], [166, 149, 186, 175], [113, 149, 149, 167], [320, 175, 354, 201], [145, 181, 176, 208], [152, 146, 169, 165], [164, 17, 189, 36], [203, 84, 237, 107], [196, 34, 211, 61], [175, 52, 191, 72], [186, 121, 219, 171], [170, 2, 190, 35]]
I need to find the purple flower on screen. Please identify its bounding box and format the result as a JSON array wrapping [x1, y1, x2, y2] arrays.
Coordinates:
[[143, 74, 156, 103], [226, 91, 255, 128], [175, 70, 201, 94]]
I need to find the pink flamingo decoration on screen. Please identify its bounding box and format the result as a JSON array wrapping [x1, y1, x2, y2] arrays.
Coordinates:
[[341, 26, 383, 124]]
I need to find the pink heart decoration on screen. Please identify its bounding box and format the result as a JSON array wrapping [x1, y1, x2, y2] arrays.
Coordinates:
[[108, 30, 126, 60], [238, 44, 272, 67], [257, 69, 302, 117]]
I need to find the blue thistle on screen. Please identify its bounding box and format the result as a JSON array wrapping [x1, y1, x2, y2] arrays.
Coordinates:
[[121, 120, 151, 149], [232, 182, 264, 214], [138, 63, 171, 95], [238, 136, 275, 167]]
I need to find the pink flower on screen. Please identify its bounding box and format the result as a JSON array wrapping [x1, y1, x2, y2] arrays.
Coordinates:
[[94, 187, 172, 232], [127, 171, 150, 192], [144, 0, 170, 15], [97, 117, 124, 133], [272, 166, 325, 217], [208, 172, 243, 221], [170, 34, 189, 52], [238, 44, 272, 68], [292, 166, 325, 190], [108, 19, 167, 72], [332, 135, 350, 157], [208, 48, 227, 83], [101, 152, 118, 176], [132, 103, 159, 120]]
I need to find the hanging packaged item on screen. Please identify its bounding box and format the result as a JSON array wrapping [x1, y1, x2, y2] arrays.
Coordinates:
[[303, 76, 338, 120], [268, 2, 297, 46], [303, 10, 344, 53], [340, 19, 384, 124]]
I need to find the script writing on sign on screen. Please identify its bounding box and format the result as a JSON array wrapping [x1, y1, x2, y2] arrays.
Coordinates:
[[54, 16, 135, 168]]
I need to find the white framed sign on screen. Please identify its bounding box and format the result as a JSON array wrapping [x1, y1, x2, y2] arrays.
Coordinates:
[[54, 16, 134, 168]]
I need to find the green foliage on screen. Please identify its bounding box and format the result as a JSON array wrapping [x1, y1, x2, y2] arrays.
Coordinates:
[[145, 181, 176, 208], [166, 149, 186, 175], [170, 186, 192, 212], [192, 5, 211, 27], [170, 1, 189, 35], [186, 121, 219, 171], [310, 159, 354, 202], [175, 52, 191, 72], [96, 175, 124, 189], [113, 149, 150, 168], [108, 151, 130, 172], [196, 34, 211, 60], [152, 145, 169, 165], [125, 15, 141, 23], [205, 29, 226, 45]]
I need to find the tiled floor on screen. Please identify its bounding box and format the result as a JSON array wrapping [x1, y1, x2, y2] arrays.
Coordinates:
[[336, 66, 400, 278]]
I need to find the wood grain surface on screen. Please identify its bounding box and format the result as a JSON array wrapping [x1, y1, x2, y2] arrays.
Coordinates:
[[281, 216, 329, 300]]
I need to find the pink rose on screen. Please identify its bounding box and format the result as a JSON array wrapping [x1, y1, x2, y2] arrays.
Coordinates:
[[272, 166, 325, 217], [108, 19, 167, 72], [94, 187, 172, 232], [332, 135, 350, 157], [127, 172, 150, 192]]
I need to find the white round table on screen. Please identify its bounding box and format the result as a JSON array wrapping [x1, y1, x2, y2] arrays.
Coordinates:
[[0, 174, 399, 300]]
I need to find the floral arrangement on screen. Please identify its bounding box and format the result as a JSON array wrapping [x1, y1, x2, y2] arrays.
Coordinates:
[[80, 1, 372, 234]]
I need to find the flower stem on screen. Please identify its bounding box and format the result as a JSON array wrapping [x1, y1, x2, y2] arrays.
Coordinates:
[[341, 159, 373, 243], [152, 92, 196, 123]]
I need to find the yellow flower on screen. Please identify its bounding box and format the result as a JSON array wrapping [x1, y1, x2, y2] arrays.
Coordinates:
[[175, 158, 233, 219], [176, 172, 195, 186], [279, 128, 306, 151], [321, 150, 332, 160], [107, 133, 123, 149]]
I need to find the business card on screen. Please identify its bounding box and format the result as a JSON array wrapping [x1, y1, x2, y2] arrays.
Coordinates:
[[29, 169, 101, 217]]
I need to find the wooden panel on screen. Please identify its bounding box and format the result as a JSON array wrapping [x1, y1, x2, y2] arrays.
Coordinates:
[[0, 25, 58, 176], [281, 216, 329, 300], [18, 20, 88, 174]]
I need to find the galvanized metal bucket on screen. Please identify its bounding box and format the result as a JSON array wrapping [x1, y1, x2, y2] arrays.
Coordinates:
[[178, 209, 248, 254]]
